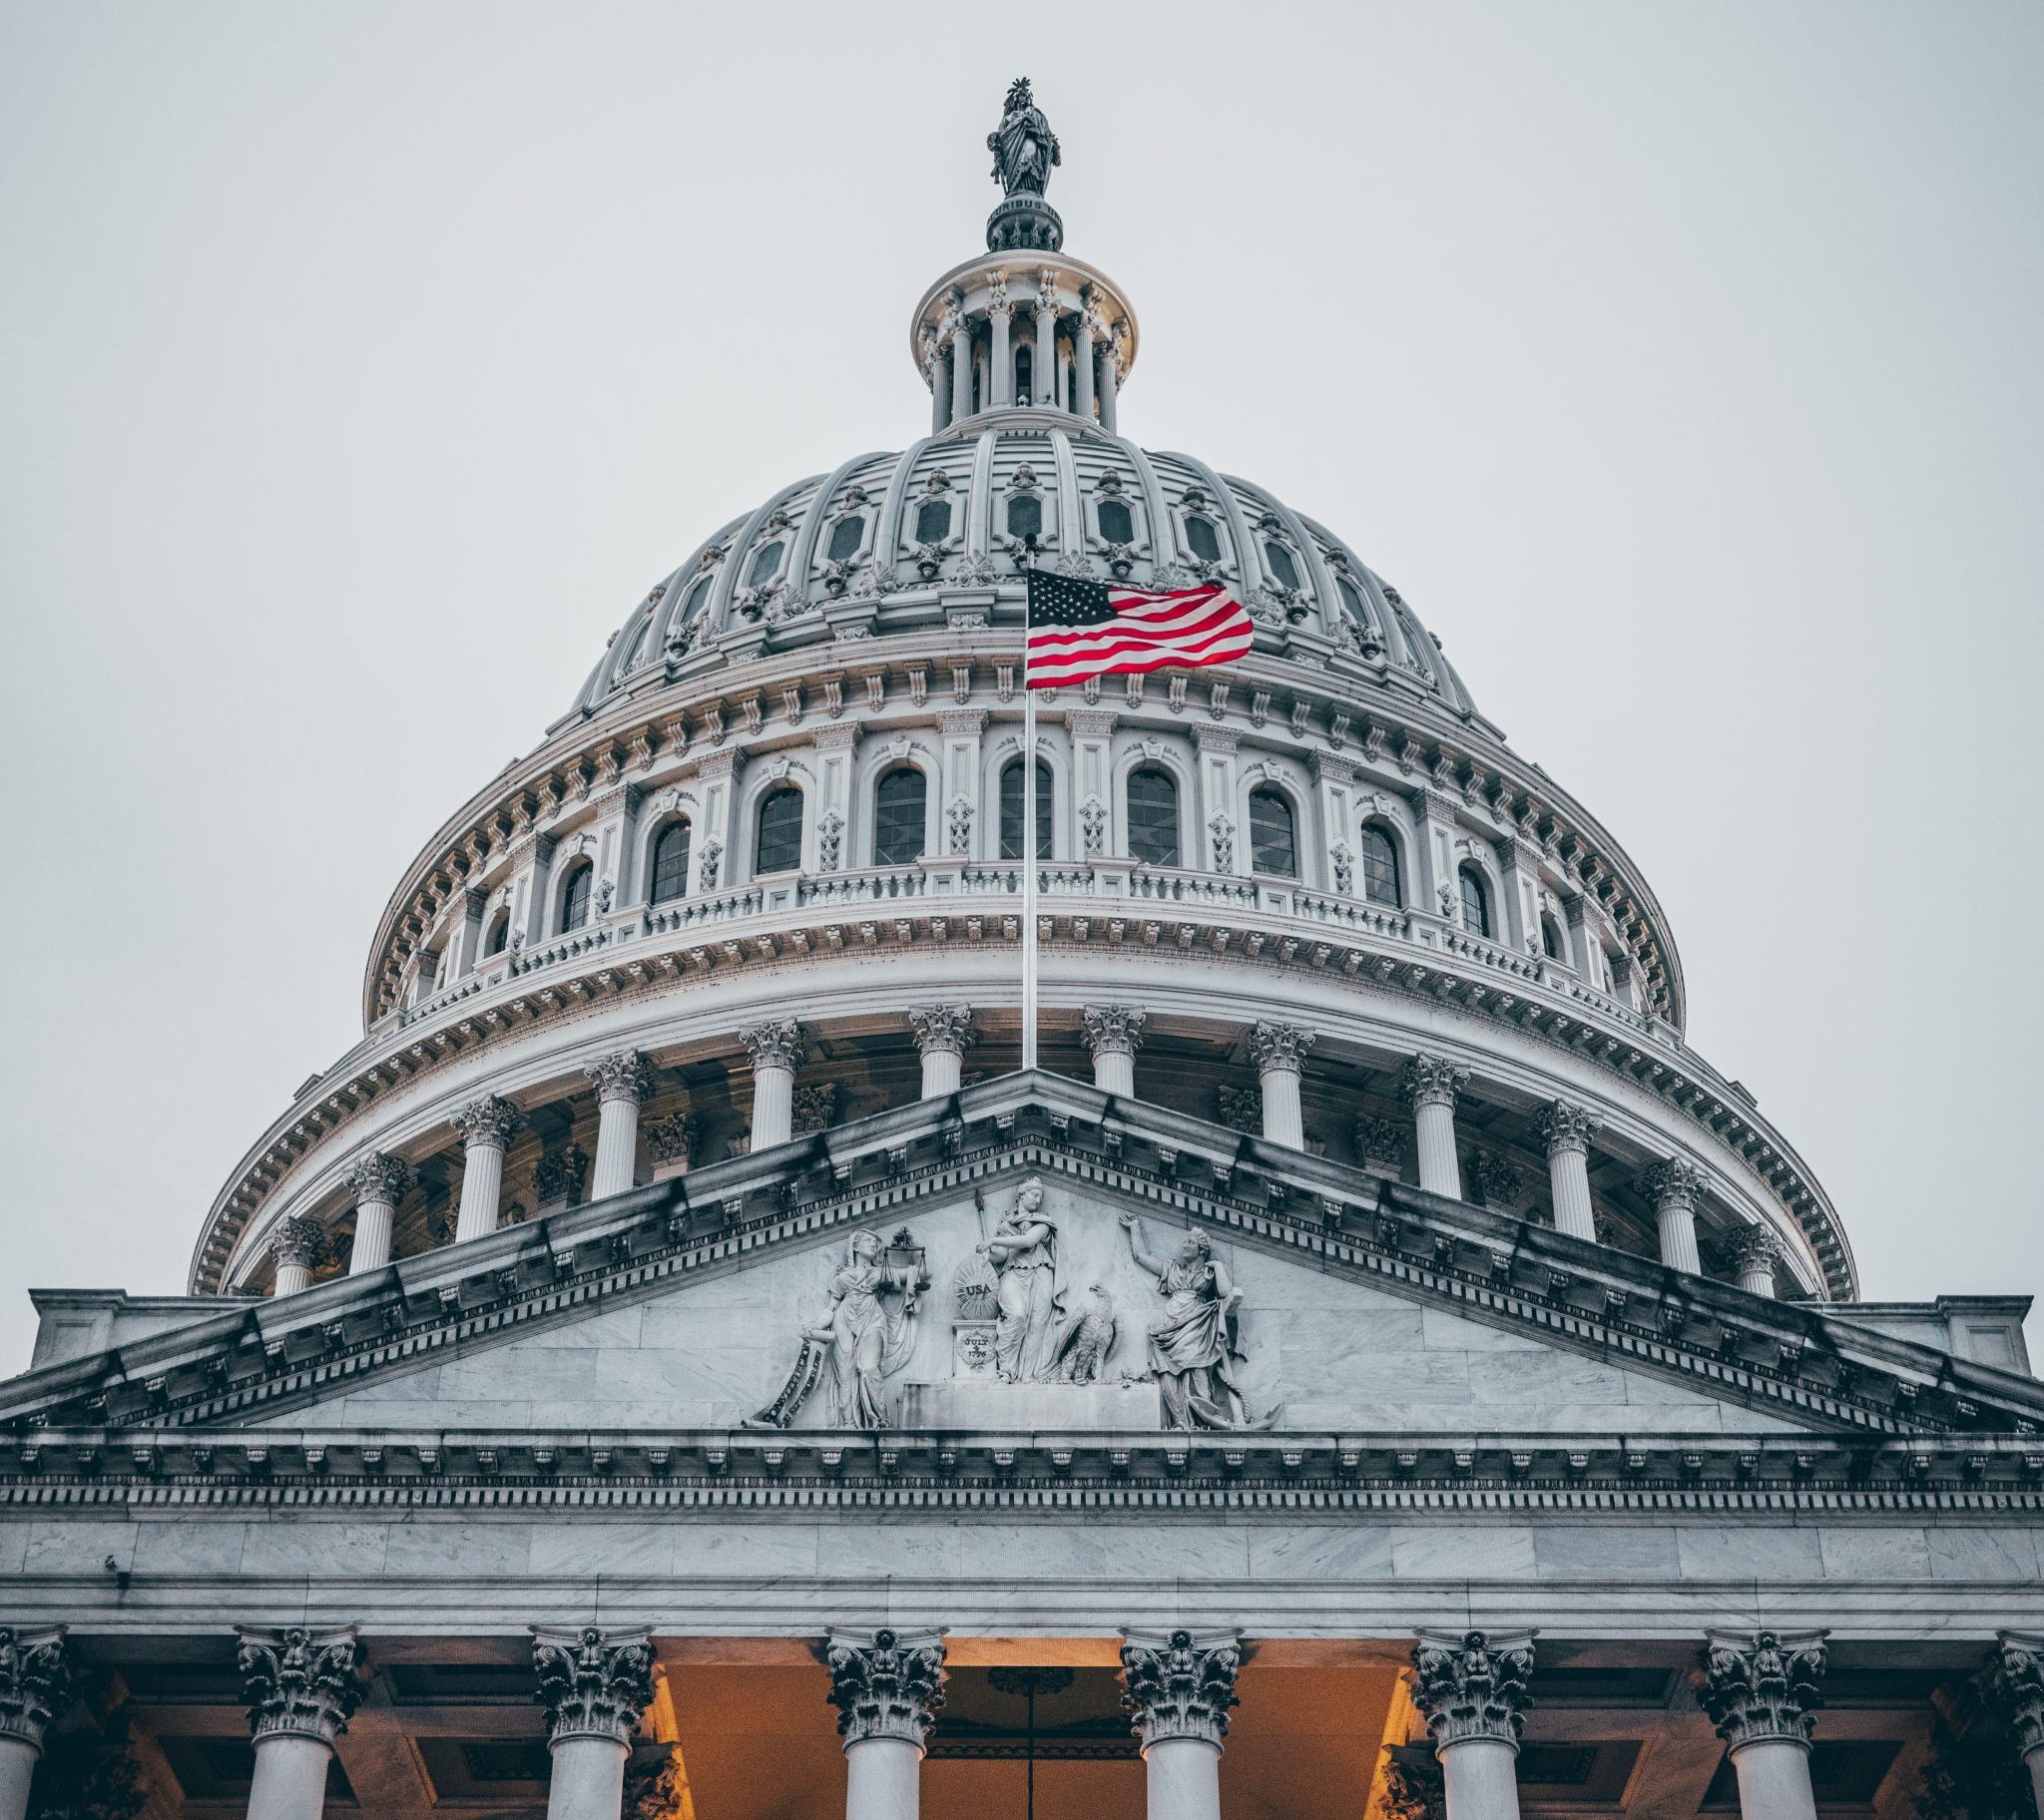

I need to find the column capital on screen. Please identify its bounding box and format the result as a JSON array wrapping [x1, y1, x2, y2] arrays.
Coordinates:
[[237, 1626, 363, 1748], [1082, 1004, 1148, 1061], [1410, 1628, 1534, 1752], [452, 1093, 522, 1151], [1724, 1224, 1782, 1280], [1642, 1154, 1705, 1210], [1119, 1628, 1243, 1752], [0, 1626, 69, 1750], [1533, 1100, 1600, 1158], [269, 1214, 326, 1274], [1402, 1054, 1469, 1112], [1249, 1021, 1315, 1077], [1699, 1628, 1827, 1753], [908, 1005, 976, 1059], [1990, 1632, 2044, 1759], [531, 1625, 656, 1748], [825, 1628, 946, 1752], [586, 1050, 656, 1107], [741, 1019, 807, 1074], [345, 1151, 411, 1207]]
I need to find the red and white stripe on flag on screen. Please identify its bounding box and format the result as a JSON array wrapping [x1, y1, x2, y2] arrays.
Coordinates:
[[1024, 580, 1255, 688]]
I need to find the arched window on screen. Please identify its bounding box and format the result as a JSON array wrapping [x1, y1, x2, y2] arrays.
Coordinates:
[[999, 759, 1053, 860], [651, 819, 692, 904], [484, 911, 509, 958], [915, 498, 951, 543], [756, 786, 804, 875], [1183, 514, 1222, 563], [1126, 767, 1180, 867], [1265, 541, 1301, 591], [1359, 823, 1400, 907], [747, 541, 784, 588], [1014, 343, 1033, 402], [1248, 787, 1296, 878], [1006, 493, 1042, 542], [826, 516, 863, 563], [1335, 575, 1368, 626], [873, 767, 927, 866], [1542, 914, 1567, 962], [1458, 865, 1491, 938], [1098, 499, 1134, 545], [619, 607, 655, 673], [560, 861, 593, 934]]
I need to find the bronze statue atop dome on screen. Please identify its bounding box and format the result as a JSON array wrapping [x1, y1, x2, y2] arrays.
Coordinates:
[[988, 77, 1060, 198]]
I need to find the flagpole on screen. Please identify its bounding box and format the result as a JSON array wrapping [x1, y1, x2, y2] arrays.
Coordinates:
[[1020, 612, 1039, 1075]]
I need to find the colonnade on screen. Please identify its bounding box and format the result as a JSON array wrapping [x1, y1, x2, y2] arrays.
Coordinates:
[[927, 272, 1123, 434], [7, 1624, 2043, 1820], [283, 1009, 1787, 1295]]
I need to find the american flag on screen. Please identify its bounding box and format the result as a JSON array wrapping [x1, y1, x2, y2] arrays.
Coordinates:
[[1025, 570, 1255, 689]]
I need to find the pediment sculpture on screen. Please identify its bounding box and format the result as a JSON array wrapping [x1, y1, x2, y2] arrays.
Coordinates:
[[748, 1227, 928, 1430]]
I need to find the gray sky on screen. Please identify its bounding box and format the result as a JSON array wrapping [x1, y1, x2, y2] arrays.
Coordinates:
[[3, 2, 2040, 1375]]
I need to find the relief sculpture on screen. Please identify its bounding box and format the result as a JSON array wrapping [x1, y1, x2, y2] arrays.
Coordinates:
[[1119, 1214, 1271, 1430], [749, 1228, 927, 1429], [979, 1177, 1067, 1382]]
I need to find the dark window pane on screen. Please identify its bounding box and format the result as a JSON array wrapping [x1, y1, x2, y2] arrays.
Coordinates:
[[1265, 540, 1300, 591], [561, 863, 592, 932], [1098, 499, 1133, 544], [1007, 493, 1042, 541], [1336, 576, 1365, 622], [873, 767, 927, 865], [651, 820, 692, 903], [1015, 345, 1033, 400], [999, 760, 1053, 859], [756, 787, 803, 874], [1360, 824, 1400, 906], [1127, 767, 1180, 866], [1249, 788, 1295, 878], [484, 914, 509, 957], [1542, 915, 1566, 961], [915, 499, 951, 543], [1184, 514, 1221, 562], [1459, 866, 1490, 937], [747, 541, 784, 587], [826, 516, 863, 563]]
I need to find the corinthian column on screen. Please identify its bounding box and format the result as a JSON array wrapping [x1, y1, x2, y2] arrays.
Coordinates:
[[1990, 1633, 2044, 1816], [0, 1627, 68, 1820], [585, 1051, 655, 1200], [1410, 1629, 1535, 1820], [947, 306, 973, 426], [1403, 1056, 1469, 1199], [532, 1627, 656, 1820], [451, 1095, 521, 1242], [1726, 1226, 1781, 1298], [1643, 1156, 1705, 1275], [345, 1153, 410, 1275], [1533, 1101, 1599, 1242], [1119, 1629, 1242, 1820], [826, 1628, 945, 1820], [1072, 299, 1097, 422], [742, 1020, 806, 1150], [1082, 1005, 1147, 1097], [237, 1626, 363, 1820], [1699, 1629, 1827, 1820], [1249, 1023, 1314, 1148], [268, 1216, 325, 1298], [1032, 277, 1058, 405], [987, 283, 1014, 408], [907, 1007, 975, 1098]]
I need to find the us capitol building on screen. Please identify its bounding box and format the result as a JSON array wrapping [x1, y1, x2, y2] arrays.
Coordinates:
[[5, 81, 2042, 1820]]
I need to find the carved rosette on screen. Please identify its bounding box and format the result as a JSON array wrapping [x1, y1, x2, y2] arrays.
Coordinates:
[[1724, 1225, 1782, 1281], [345, 1151, 410, 1208], [452, 1094, 522, 1152], [908, 1005, 976, 1059], [268, 1215, 326, 1274], [1402, 1055, 1469, 1113], [586, 1050, 656, 1107], [1699, 1628, 1827, 1752], [1120, 1629, 1243, 1752], [0, 1626, 70, 1749], [1082, 1004, 1148, 1061], [531, 1626, 656, 1748], [1642, 1155, 1706, 1211], [1249, 1021, 1315, 1077], [825, 1629, 946, 1752], [742, 1019, 807, 1075], [1533, 1100, 1600, 1158], [1409, 1629, 1534, 1751], [237, 1626, 363, 1748], [1988, 1634, 2044, 1760]]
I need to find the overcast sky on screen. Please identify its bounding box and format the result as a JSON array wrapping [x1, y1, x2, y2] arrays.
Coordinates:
[[2, 3, 2040, 1374]]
